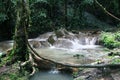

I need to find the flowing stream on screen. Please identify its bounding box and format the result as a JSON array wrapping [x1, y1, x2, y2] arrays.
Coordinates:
[[29, 31, 110, 80], [0, 31, 110, 80]]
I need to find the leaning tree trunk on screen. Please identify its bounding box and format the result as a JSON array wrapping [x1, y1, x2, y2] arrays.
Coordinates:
[[12, 0, 30, 61]]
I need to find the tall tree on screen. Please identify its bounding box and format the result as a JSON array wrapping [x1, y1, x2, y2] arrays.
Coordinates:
[[12, 0, 30, 61]]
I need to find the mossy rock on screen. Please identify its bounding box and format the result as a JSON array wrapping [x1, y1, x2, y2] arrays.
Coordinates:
[[47, 35, 57, 45]]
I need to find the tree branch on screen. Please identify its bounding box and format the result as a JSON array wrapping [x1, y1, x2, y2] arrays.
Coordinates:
[[94, 0, 120, 22]]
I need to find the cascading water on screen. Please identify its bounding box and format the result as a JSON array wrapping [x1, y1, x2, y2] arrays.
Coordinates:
[[52, 35, 99, 51], [85, 36, 97, 45], [48, 66, 59, 74], [32, 31, 109, 65]]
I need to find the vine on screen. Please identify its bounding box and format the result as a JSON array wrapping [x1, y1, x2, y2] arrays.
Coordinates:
[[94, 0, 120, 22]]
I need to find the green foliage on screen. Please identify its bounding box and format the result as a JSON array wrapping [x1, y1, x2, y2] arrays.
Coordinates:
[[0, 1, 7, 23], [110, 58, 120, 64], [82, 0, 94, 5], [100, 32, 120, 49], [28, 0, 51, 35], [115, 31, 120, 41], [0, 0, 120, 39], [101, 0, 120, 15], [72, 72, 78, 78], [0, 13, 8, 23]]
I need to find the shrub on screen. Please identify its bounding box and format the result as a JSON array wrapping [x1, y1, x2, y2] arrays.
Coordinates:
[[100, 32, 120, 49]]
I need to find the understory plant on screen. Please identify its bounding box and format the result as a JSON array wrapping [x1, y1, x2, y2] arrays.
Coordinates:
[[100, 31, 120, 49]]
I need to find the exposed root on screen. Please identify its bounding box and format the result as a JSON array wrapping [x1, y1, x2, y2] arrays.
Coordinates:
[[29, 53, 36, 76], [21, 53, 31, 67], [30, 66, 36, 76], [32, 52, 42, 61], [20, 52, 37, 76], [21, 60, 30, 67]]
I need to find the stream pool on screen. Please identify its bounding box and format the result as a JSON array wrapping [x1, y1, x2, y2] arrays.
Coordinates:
[[30, 70, 73, 80]]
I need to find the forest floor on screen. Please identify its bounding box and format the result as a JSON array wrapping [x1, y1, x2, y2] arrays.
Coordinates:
[[0, 62, 29, 80]]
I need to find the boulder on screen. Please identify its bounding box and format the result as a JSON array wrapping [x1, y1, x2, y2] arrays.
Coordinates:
[[40, 41, 50, 48], [29, 40, 41, 48], [53, 39, 73, 49], [55, 28, 69, 38], [38, 32, 54, 39], [47, 35, 57, 45]]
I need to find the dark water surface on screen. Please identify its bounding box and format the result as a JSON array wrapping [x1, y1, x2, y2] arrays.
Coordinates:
[[30, 70, 73, 80]]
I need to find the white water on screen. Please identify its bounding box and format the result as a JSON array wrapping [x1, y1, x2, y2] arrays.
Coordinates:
[[51, 36, 100, 51], [48, 67, 60, 74], [85, 37, 97, 45], [72, 37, 99, 49]]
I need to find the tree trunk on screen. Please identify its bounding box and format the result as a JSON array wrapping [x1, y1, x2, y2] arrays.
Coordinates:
[[13, 0, 30, 61]]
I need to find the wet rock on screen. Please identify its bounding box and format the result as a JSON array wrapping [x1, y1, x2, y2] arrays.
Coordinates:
[[108, 50, 120, 56], [85, 75, 95, 80], [111, 71, 120, 80], [74, 75, 96, 80], [74, 67, 117, 80], [64, 34, 76, 40], [47, 35, 57, 45], [53, 39, 73, 49], [38, 32, 54, 39], [40, 41, 50, 48], [55, 28, 69, 38], [29, 40, 41, 48], [74, 76, 86, 80]]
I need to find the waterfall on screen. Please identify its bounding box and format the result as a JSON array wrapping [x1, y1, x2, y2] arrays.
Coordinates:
[[50, 36, 99, 50], [85, 37, 97, 45], [68, 36, 98, 50], [48, 66, 59, 74], [90, 37, 97, 45]]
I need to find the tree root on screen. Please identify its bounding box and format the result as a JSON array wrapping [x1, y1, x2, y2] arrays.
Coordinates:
[[30, 66, 36, 76], [20, 52, 38, 76]]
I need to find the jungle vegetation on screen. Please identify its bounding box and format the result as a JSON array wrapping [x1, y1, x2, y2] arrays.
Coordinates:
[[0, 0, 120, 40], [0, 0, 120, 80]]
